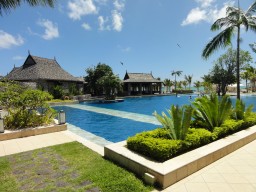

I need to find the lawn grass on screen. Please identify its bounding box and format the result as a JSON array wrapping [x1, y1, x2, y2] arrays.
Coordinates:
[[0, 142, 153, 192]]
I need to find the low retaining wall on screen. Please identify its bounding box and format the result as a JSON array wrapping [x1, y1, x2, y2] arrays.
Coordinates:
[[104, 125, 256, 189], [0, 124, 67, 141]]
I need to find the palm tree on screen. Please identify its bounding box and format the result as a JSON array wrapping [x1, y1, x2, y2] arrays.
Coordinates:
[[184, 75, 193, 90], [194, 81, 201, 93], [241, 68, 251, 93], [202, 1, 256, 99], [182, 80, 188, 90], [171, 70, 182, 91], [0, 0, 55, 15]]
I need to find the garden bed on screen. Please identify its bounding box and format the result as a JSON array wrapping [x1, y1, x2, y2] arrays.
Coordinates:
[[104, 125, 256, 189], [0, 124, 67, 141]]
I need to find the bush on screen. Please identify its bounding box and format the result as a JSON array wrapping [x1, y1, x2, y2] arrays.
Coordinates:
[[127, 135, 183, 162], [212, 119, 244, 140], [127, 128, 212, 162], [184, 128, 212, 149], [0, 82, 56, 129], [51, 85, 64, 99]]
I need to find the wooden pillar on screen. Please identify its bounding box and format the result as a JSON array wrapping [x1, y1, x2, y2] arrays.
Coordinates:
[[150, 83, 153, 94], [139, 83, 142, 95], [128, 83, 131, 96]]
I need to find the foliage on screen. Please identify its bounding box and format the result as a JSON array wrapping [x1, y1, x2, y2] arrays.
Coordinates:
[[184, 128, 212, 149], [192, 94, 232, 131], [0, 81, 56, 129], [206, 48, 252, 96], [127, 128, 212, 162], [0, 0, 55, 15], [250, 43, 256, 53], [50, 85, 64, 99], [127, 129, 184, 162], [231, 99, 254, 120], [193, 81, 201, 92], [153, 105, 193, 140], [171, 70, 182, 91], [212, 119, 244, 140], [202, 2, 256, 99], [184, 75, 193, 90], [68, 83, 80, 96], [84, 63, 116, 96], [97, 73, 123, 100]]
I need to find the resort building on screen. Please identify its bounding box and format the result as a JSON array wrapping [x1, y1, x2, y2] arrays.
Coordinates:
[[123, 72, 163, 96], [5, 54, 85, 93]]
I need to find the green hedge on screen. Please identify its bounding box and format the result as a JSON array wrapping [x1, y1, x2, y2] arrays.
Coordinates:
[[127, 113, 256, 162], [127, 128, 212, 162]]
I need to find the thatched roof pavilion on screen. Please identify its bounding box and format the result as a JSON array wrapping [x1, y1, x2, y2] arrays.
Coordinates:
[[5, 54, 85, 93], [123, 72, 162, 95]]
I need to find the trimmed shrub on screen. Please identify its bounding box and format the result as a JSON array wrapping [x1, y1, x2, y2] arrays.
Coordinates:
[[184, 128, 212, 149], [127, 128, 212, 162], [212, 119, 244, 140], [127, 135, 183, 162]]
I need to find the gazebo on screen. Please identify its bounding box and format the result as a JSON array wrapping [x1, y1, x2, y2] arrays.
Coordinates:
[[123, 72, 162, 96]]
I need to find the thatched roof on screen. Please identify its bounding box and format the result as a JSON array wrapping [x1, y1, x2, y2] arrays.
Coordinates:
[[123, 72, 162, 83], [5, 55, 84, 83]]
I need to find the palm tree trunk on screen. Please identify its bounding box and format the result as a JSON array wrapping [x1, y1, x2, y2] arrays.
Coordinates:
[[236, 25, 240, 99]]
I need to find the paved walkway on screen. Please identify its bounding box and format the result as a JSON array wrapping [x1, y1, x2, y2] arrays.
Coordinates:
[[161, 139, 256, 192], [1, 131, 256, 192]]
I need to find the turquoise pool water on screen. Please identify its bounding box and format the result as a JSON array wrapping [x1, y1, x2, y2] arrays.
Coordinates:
[[54, 95, 256, 143]]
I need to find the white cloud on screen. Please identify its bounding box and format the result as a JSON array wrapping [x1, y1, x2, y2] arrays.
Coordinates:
[[12, 56, 25, 60], [195, 0, 215, 8], [0, 30, 24, 49], [95, 0, 108, 5], [112, 10, 123, 32], [38, 19, 59, 40], [68, 0, 97, 20], [182, 7, 207, 26], [98, 16, 111, 31], [82, 22, 92, 30], [114, 0, 125, 11], [182, 1, 234, 26]]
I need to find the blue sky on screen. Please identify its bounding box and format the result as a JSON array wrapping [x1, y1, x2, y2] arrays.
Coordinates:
[[0, 0, 255, 83]]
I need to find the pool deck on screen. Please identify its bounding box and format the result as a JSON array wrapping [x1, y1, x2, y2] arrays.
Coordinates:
[[0, 130, 256, 192]]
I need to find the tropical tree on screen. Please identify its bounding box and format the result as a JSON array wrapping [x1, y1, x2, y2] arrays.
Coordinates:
[[171, 70, 182, 91], [0, 0, 55, 15], [97, 74, 122, 100], [184, 75, 193, 90], [182, 80, 188, 89], [194, 81, 201, 92], [202, 1, 256, 99], [163, 79, 173, 93], [84, 63, 113, 96], [250, 43, 256, 53], [241, 69, 251, 93]]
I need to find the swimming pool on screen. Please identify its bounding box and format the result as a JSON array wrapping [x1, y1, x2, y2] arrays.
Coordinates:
[[53, 95, 256, 144]]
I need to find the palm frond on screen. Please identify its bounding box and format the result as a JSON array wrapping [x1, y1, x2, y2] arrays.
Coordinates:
[[247, 1, 256, 14], [0, 0, 55, 15], [202, 27, 234, 59], [241, 14, 249, 31]]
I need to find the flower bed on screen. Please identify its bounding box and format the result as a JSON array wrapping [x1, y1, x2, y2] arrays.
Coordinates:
[[0, 124, 67, 141], [127, 113, 256, 162]]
